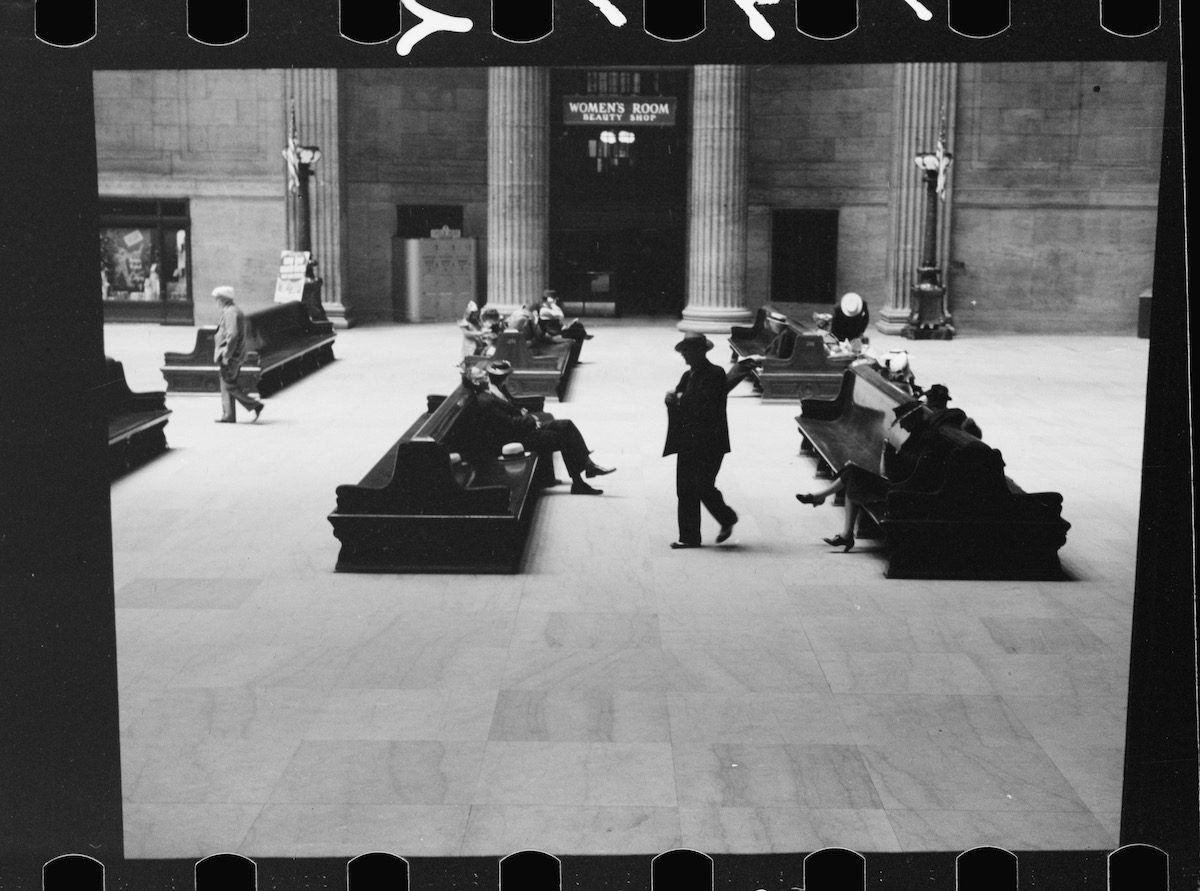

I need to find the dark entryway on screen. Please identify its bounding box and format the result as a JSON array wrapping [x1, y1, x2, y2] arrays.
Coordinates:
[[771, 208, 839, 305], [549, 69, 689, 316]]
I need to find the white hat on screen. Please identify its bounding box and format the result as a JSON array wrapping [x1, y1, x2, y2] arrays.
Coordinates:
[[839, 292, 863, 316], [212, 286, 235, 301]]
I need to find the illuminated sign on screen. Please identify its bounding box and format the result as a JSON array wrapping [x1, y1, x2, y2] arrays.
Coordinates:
[[563, 96, 677, 126]]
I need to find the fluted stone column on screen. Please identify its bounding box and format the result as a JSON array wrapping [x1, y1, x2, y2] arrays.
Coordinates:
[[284, 68, 349, 326], [878, 62, 958, 334], [680, 65, 753, 333], [487, 67, 549, 314]]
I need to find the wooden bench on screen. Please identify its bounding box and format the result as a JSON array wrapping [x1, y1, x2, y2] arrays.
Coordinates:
[[796, 365, 1070, 579], [161, 301, 335, 396], [104, 356, 171, 477], [462, 326, 576, 400], [328, 383, 550, 573], [728, 304, 858, 401]]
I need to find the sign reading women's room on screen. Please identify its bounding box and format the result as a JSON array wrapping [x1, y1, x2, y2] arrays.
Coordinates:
[[563, 96, 678, 126]]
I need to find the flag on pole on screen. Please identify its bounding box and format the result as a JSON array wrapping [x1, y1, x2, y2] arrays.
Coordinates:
[[935, 110, 950, 200], [282, 101, 300, 194]]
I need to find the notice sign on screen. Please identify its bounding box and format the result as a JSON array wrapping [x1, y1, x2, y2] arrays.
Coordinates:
[[563, 96, 677, 126], [274, 249, 310, 303]]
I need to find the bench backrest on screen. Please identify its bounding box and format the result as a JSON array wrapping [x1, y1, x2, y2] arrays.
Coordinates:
[[490, 329, 571, 367], [246, 301, 330, 351], [104, 356, 166, 412], [806, 364, 916, 435], [886, 426, 1067, 524], [336, 383, 514, 515]]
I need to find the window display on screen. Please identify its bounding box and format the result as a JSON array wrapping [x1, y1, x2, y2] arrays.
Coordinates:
[[99, 199, 192, 323]]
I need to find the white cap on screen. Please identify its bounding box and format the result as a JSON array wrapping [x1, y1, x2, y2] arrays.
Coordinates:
[[840, 292, 863, 316], [212, 286, 235, 301]]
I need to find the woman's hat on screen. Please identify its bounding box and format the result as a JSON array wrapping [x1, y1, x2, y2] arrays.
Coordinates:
[[675, 333, 713, 353], [839, 292, 864, 316], [212, 285, 235, 301], [486, 360, 513, 377]]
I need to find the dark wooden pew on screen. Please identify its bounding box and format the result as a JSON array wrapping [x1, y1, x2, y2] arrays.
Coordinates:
[[161, 301, 335, 396], [328, 383, 549, 573], [462, 326, 576, 400], [728, 304, 858, 401], [104, 356, 171, 477], [796, 365, 1070, 579]]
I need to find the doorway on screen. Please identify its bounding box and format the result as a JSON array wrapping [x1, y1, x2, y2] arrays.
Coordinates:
[[771, 209, 839, 305], [549, 69, 689, 316]]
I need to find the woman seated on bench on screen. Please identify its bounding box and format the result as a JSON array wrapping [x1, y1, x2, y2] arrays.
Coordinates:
[[794, 399, 937, 552], [459, 304, 504, 356]]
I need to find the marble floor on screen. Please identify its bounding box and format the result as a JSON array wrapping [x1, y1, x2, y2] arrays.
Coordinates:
[[104, 318, 1146, 858]]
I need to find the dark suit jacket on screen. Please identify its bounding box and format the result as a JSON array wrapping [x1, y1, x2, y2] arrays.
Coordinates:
[[475, 387, 538, 443], [663, 358, 731, 457]]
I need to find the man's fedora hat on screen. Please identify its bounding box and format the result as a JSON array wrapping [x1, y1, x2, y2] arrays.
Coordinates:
[[486, 359, 514, 377], [925, 383, 951, 402], [674, 333, 713, 353], [892, 399, 925, 425]]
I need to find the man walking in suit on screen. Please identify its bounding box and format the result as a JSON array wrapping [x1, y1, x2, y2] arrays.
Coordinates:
[[664, 333, 739, 548], [212, 286, 264, 423], [475, 360, 614, 494]]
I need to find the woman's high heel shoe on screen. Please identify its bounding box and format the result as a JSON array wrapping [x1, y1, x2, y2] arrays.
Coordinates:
[[822, 534, 855, 552], [795, 493, 826, 507]]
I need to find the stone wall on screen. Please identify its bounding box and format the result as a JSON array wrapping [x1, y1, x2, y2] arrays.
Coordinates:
[[747, 65, 897, 314], [341, 69, 488, 323], [94, 63, 1165, 333], [950, 61, 1164, 333], [94, 70, 287, 326]]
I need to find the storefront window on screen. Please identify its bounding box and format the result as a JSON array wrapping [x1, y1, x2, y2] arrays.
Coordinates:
[[99, 199, 193, 323]]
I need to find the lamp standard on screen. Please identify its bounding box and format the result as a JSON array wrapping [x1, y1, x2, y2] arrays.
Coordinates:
[[904, 142, 955, 340]]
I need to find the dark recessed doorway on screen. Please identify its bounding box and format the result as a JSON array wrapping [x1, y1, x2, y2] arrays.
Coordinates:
[[771, 208, 839, 305], [549, 69, 689, 316]]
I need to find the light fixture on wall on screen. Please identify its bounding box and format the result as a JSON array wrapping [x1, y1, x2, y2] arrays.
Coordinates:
[[587, 129, 635, 173]]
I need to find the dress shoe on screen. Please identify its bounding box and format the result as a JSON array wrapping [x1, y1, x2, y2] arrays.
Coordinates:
[[214, 418, 235, 423], [570, 480, 603, 495], [795, 493, 826, 507], [252, 403, 264, 422], [584, 463, 615, 478], [716, 519, 736, 543], [669, 541, 701, 549], [822, 533, 855, 552]]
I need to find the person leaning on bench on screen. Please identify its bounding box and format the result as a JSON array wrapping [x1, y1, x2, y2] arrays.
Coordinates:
[[211, 286, 265, 424], [665, 333, 740, 549], [923, 383, 983, 440], [794, 399, 935, 552], [474, 359, 615, 495]]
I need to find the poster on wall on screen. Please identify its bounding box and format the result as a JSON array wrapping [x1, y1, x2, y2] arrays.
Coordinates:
[[274, 249, 311, 303], [99, 227, 154, 299]]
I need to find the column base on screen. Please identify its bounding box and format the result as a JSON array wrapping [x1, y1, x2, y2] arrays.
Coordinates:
[[323, 302, 353, 329], [678, 305, 753, 334], [875, 305, 913, 336], [902, 322, 956, 341]]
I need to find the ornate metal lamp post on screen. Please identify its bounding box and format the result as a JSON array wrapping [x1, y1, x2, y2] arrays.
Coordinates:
[[904, 126, 955, 340], [282, 110, 327, 321]]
